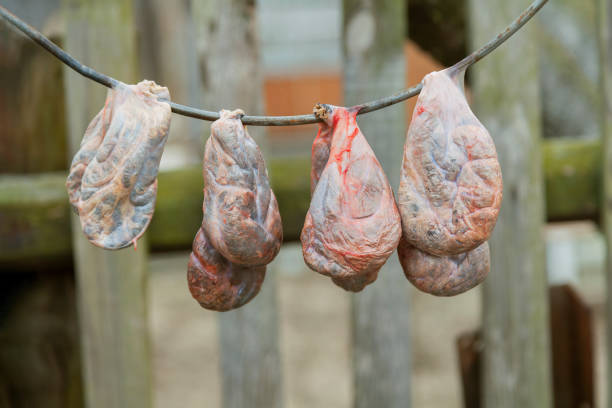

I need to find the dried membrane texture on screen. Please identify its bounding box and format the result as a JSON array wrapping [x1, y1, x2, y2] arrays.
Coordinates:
[[188, 109, 280, 311], [188, 228, 265, 311], [202, 109, 282, 266], [398, 69, 502, 256], [310, 122, 333, 195], [66, 80, 171, 249], [301, 105, 402, 292], [398, 238, 489, 296]]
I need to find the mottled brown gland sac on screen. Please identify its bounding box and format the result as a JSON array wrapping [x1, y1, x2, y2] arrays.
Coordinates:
[[301, 105, 402, 292], [202, 109, 283, 266], [188, 228, 265, 311], [398, 68, 502, 257], [398, 238, 489, 296], [66, 80, 171, 250], [188, 109, 282, 311]]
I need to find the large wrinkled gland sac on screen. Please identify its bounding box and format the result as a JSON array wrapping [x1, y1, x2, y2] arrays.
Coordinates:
[[186, 109, 282, 311], [202, 109, 282, 267], [66, 80, 171, 250], [398, 68, 502, 257], [187, 229, 265, 311], [398, 238, 490, 296]]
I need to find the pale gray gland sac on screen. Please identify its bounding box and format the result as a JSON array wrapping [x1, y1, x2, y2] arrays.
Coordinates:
[[66, 80, 172, 250], [398, 67, 503, 257], [301, 105, 402, 292], [201, 109, 283, 267], [398, 237, 490, 296]]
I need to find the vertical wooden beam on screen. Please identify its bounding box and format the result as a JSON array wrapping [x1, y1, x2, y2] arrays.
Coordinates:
[[62, 1, 152, 407], [549, 285, 595, 408], [597, 0, 612, 406], [191, 1, 283, 407], [342, 1, 412, 407], [0, 0, 67, 173], [468, 1, 552, 407], [133, 0, 204, 166]]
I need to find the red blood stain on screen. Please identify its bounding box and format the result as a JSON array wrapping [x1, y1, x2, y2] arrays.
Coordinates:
[[416, 106, 426, 116]]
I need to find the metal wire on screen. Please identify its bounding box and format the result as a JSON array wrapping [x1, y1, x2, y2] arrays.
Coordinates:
[[0, 0, 548, 126]]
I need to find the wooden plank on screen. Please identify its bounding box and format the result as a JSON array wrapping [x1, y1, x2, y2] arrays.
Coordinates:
[[457, 285, 594, 408], [0, 138, 601, 265], [342, 1, 412, 407], [133, 0, 204, 167], [596, 0, 612, 405], [0, 271, 82, 408], [468, 1, 553, 407], [542, 138, 601, 220], [539, 0, 601, 140], [191, 1, 283, 407], [0, 172, 72, 267], [0, 0, 67, 173], [456, 330, 482, 408], [62, 1, 152, 407], [549, 285, 594, 408]]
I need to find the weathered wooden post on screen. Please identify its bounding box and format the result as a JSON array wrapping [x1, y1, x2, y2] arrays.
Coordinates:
[[134, 0, 204, 166], [0, 0, 67, 173], [342, 1, 412, 407], [191, 1, 283, 407], [597, 0, 612, 406], [468, 0, 553, 407], [62, 1, 152, 407]]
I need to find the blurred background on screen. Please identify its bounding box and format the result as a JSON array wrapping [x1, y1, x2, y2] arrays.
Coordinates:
[[0, 0, 610, 407]]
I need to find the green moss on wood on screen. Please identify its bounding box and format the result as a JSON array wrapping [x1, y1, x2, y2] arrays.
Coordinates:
[[149, 165, 204, 250], [543, 138, 601, 220], [0, 173, 71, 263], [269, 157, 311, 241], [0, 140, 601, 263], [148, 158, 311, 251]]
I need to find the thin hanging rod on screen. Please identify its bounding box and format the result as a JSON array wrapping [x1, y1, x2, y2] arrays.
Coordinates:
[[0, 0, 548, 125]]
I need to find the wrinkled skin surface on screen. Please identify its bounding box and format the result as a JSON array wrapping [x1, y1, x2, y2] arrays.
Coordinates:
[[398, 238, 489, 296], [188, 229, 265, 311], [202, 109, 282, 266], [66, 80, 171, 249], [398, 69, 502, 256], [310, 122, 332, 195], [188, 110, 281, 311], [301, 105, 402, 292]]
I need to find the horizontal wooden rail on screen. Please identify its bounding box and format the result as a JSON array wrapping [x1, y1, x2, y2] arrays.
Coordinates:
[[0, 138, 599, 266]]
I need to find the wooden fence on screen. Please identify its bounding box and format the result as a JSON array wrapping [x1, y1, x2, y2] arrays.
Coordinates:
[[0, 0, 610, 407]]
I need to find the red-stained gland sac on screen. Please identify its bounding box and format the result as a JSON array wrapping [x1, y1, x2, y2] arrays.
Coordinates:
[[301, 105, 402, 292], [187, 109, 282, 311], [66, 80, 171, 250]]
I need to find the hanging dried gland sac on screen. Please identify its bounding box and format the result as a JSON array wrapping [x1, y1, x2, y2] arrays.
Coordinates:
[[398, 238, 489, 296], [301, 105, 402, 292], [188, 109, 282, 311], [201, 109, 282, 266], [398, 68, 502, 256], [66, 80, 171, 249]]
